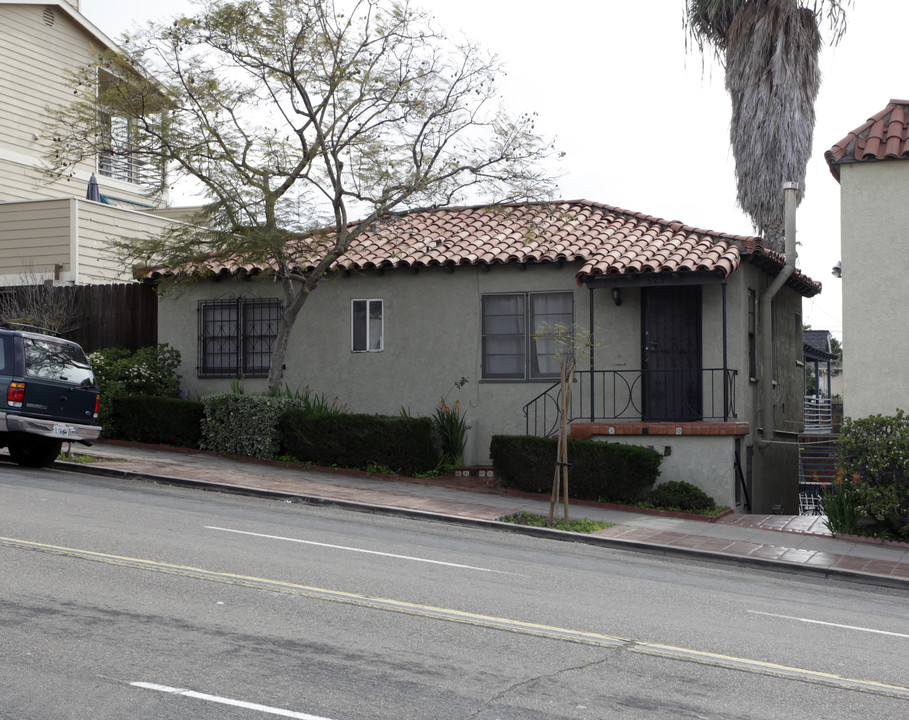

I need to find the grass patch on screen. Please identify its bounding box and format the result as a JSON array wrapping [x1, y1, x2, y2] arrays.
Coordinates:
[[631, 501, 731, 517], [500, 512, 611, 533], [58, 453, 107, 464]]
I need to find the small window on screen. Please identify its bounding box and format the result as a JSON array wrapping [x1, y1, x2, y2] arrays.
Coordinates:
[[352, 299, 383, 352], [481, 291, 573, 380], [198, 298, 281, 378]]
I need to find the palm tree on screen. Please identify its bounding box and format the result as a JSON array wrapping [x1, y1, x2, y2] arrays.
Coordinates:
[[685, 1, 849, 251]]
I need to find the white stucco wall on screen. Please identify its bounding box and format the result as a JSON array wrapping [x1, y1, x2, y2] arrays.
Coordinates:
[[590, 434, 739, 509], [839, 160, 909, 420], [160, 263, 597, 465], [159, 263, 760, 465]]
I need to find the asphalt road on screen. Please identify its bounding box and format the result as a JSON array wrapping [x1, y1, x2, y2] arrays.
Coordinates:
[[2, 464, 908, 719]]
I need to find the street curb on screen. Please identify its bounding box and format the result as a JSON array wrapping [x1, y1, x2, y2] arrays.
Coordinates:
[[54, 461, 909, 592]]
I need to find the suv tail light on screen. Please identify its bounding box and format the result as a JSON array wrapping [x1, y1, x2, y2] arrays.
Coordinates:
[[93, 394, 100, 419], [7, 382, 25, 407]]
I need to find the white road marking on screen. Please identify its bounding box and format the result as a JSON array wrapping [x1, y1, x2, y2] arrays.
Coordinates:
[[130, 682, 335, 719], [3, 534, 907, 699], [205, 525, 525, 576], [749, 610, 909, 639]]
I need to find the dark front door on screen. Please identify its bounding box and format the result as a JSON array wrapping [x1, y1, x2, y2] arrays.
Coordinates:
[[641, 286, 702, 421]]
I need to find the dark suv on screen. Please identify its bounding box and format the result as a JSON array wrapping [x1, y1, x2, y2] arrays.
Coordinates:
[[0, 328, 101, 467]]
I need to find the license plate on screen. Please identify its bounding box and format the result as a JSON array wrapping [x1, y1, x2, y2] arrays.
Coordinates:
[[52, 424, 76, 437]]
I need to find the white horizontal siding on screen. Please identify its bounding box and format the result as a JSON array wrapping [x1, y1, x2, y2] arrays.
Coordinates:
[[0, 197, 178, 284], [0, 198, 72, 279], [77, 201, 175, 283]]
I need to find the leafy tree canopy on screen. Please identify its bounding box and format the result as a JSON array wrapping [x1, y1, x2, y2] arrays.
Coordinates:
[[48, 0, 559, 392]]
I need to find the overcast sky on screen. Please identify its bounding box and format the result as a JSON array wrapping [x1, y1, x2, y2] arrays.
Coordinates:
[[80, 0, 906, 341]]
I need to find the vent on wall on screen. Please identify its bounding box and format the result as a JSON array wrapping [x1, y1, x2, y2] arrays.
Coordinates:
[[43, 8, 55, 26]]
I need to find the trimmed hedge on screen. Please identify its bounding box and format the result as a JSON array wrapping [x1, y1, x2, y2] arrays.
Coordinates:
[[490, 435, 661, 504], [108, 394, 204, 448], [201, 394, 292, 459], [280, 410, 440, 474]]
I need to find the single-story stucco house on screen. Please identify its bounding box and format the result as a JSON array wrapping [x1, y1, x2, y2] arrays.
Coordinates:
[[152, 200, 820, 513]]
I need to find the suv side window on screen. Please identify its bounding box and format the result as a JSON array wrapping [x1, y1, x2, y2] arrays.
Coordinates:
[[23, 337, 95, 385]]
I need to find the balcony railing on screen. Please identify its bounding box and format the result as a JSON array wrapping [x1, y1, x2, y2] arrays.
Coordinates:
[[523, 368, 737, 437], [98, 152, 162, 188], [803, 395, 833, 434]]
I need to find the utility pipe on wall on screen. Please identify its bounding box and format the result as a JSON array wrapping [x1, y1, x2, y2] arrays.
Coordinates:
[[760, 182, 798, 443]]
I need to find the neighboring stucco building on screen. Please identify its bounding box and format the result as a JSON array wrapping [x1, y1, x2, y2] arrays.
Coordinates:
[[154, 200, 819, 513], [825, 99, 909, 419], [0, 0, 189, 285]]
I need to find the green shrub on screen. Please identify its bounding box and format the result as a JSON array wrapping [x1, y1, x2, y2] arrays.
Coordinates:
[[490, 435, 661, 504], [201, 394, 292, 459], [89, 344, 182, 397], [838, 411, 909, 537], [109, 395, 203, 448], [88, 344, 183, 438], [646, 481, 715, 512], [280, 411, 440, 474]]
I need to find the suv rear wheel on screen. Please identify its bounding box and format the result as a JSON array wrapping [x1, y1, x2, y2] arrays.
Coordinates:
[[8, 437, 63, 468]]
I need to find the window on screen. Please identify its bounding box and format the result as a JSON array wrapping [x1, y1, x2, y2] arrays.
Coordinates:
[[352, 299, 383, 352], [198, 298, 281, 378], [98, 108, 160, 187], [481, 292, 573, 380]]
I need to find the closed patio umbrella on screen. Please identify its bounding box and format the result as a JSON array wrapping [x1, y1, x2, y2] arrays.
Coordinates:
[[86, 173, 101, 202]]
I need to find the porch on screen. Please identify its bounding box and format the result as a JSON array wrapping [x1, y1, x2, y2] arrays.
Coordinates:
[[523, 368, 749, 511], [523, 367, 737, 437]]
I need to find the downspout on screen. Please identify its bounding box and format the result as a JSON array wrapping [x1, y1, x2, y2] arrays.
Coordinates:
[[722, 281, 728, 422], [759, 182, 798, 444], [588, 286, 595, 422]]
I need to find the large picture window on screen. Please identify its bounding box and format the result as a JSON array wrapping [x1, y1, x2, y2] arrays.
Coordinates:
[[481, 291, 573, 380], [352, 299, 383, 352], [198, 298, 281, 378]]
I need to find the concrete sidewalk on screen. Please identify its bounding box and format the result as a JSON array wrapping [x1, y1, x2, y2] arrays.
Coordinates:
[[55, 440, 909, 590]]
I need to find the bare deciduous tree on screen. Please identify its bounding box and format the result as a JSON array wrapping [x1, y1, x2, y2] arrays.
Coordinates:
[[0, 266, 79, 336]]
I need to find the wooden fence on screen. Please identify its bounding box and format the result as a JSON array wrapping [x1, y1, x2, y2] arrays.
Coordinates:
[[1, 283, 158, 353]]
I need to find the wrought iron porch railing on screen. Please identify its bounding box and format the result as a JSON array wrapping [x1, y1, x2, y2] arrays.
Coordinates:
[[523, 368, 737, 438]]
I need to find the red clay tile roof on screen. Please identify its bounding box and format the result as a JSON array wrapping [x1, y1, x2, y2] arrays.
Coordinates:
[[825, 99, 909, 181], [150, 200, 820, 296]]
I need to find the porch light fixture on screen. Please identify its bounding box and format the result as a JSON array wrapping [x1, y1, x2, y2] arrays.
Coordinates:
[[832, 261, 842, 278], [611, 288, 622, 306]]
